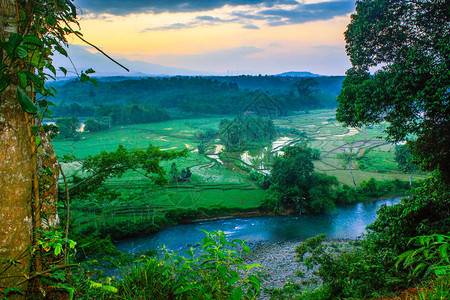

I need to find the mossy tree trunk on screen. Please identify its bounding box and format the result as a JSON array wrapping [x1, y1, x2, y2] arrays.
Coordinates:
[[0, 1, 59, 297], [0, 1, 34, 295]]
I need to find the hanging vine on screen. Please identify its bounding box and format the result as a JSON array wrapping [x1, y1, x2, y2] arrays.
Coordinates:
[[0, 0, 126, 298]]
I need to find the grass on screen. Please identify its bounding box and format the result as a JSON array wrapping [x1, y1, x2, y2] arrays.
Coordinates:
[[55, 109, 427, 236]]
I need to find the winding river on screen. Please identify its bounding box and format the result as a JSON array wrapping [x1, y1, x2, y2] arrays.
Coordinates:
[[116, 197, 401, 254]]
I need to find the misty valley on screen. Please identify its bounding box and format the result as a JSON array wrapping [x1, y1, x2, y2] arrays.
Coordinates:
[[1, 1, 448, 299]]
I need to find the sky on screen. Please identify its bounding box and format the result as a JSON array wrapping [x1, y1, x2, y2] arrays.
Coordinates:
[[63, 0, 357, 76]]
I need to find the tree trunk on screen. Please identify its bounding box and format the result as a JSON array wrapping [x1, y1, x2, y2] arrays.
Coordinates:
[[410, 172, 413, 187], [0, 87, 34, 295], [1, 1, 60, 297], [38, 129, 60, 228], [0, 1, 34, 295]]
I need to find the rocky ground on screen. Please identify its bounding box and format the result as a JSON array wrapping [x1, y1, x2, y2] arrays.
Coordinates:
[[243, 239, 356, 299]]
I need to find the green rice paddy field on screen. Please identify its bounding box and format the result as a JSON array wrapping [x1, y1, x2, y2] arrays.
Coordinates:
[[54, 109, 426, 232]]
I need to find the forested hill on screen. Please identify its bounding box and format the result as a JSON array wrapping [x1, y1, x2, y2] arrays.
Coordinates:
[[50, 75, 344, 117], [212, 75, 344, 93]]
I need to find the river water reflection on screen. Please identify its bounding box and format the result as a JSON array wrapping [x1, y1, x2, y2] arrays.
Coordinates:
[[116, 197, 401, 254]]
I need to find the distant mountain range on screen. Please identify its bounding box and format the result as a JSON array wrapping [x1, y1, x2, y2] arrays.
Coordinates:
[[276, 71, 321, 77], [52, 45, 209, 78], [52, 45, 326, 79]]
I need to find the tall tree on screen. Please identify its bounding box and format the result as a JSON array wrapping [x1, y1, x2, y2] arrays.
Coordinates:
[[337, 148, 357, 190], [0, 0, 100, 297], [395, 144, 418, 186], [265, 145, 337, 213], [336, 0, 450, 182], [292, 78, 319, 107], [0, 2, 34, 293]]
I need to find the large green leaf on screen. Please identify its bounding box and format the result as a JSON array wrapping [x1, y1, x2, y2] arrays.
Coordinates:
[[23, 35, 43, 47], [18, 72, 27, 88], [4, 33, 22, 57], [16, 45, 28, 59], [16, 86, 37, 114], [0, 71, 9, 92], [233, 287, 243, 300]]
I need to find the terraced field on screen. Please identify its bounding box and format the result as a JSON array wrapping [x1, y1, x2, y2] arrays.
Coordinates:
[[55, 109, 425, 233]]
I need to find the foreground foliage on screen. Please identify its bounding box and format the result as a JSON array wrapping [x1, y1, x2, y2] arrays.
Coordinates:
[[292, 173, 450, 299], [75, 231, 262, 300], [0, 0, 100, 296], [68, 144, 187, 200]]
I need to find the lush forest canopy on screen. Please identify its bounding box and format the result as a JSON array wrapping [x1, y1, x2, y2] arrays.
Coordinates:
[[49, 75, 344, 120], [337, 0, 450, 182]]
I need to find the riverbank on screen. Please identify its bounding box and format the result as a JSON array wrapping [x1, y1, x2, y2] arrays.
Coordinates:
[[243, 239, 357, 299]]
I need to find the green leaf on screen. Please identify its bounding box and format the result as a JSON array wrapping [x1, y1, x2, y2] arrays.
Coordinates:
[[433, 266, 450, 276], [0, 71, 10, 92], [3, 286, 23, 295], [54, 44, 68, 57], [24, 71, 44, 88], [233, 287, 243, 300], [101, 285, 118, 293], [80, 73, 90, 82], [437, 244, 448, 261], [53, 244, 61, 256], [31, 126, 39, 135], [89, 281, 102, 289], [85, 68, 95, 74], [249, 274, 260, 290], [59, 67, 68, 76], [18, 72, 27, 88], [29, 52, 46, 68], [46, 16, 57, 26], [48, 64, 56, 76], [35, 136, 41, 148], [19, 9, 26, 21], [16, 87, 37, 114], [23, 36, 43, 47], [65, 287, 75, 300], [16, 46, 28, 59], [5, 33, 22, 57], [227, 276, 240, 284], [413, 262, 426, 275], [66, 0, 78, 18]]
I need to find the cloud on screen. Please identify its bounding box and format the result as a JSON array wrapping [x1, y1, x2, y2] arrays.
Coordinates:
[[196, 15, 238, 22], [149, 46, 265, 72], [261, 1, 355, 25], [143, 23, 196, 31], [78, 0, 355, 33], [141, 15, 239, 31], [76, 0, 297, 16], [140, 1, 355, 32], [242, 24, 260, 29]]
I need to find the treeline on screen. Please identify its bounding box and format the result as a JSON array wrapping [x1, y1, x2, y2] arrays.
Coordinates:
[[95, 104, 170, 126], [219, 115, 275, 151], [51, 76, 343, 119], [249, 144, 417, 213]]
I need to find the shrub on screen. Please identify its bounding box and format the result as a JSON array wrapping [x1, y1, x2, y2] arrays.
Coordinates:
[[295, 173, 450, 299], [76, 231, 263, 299]]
